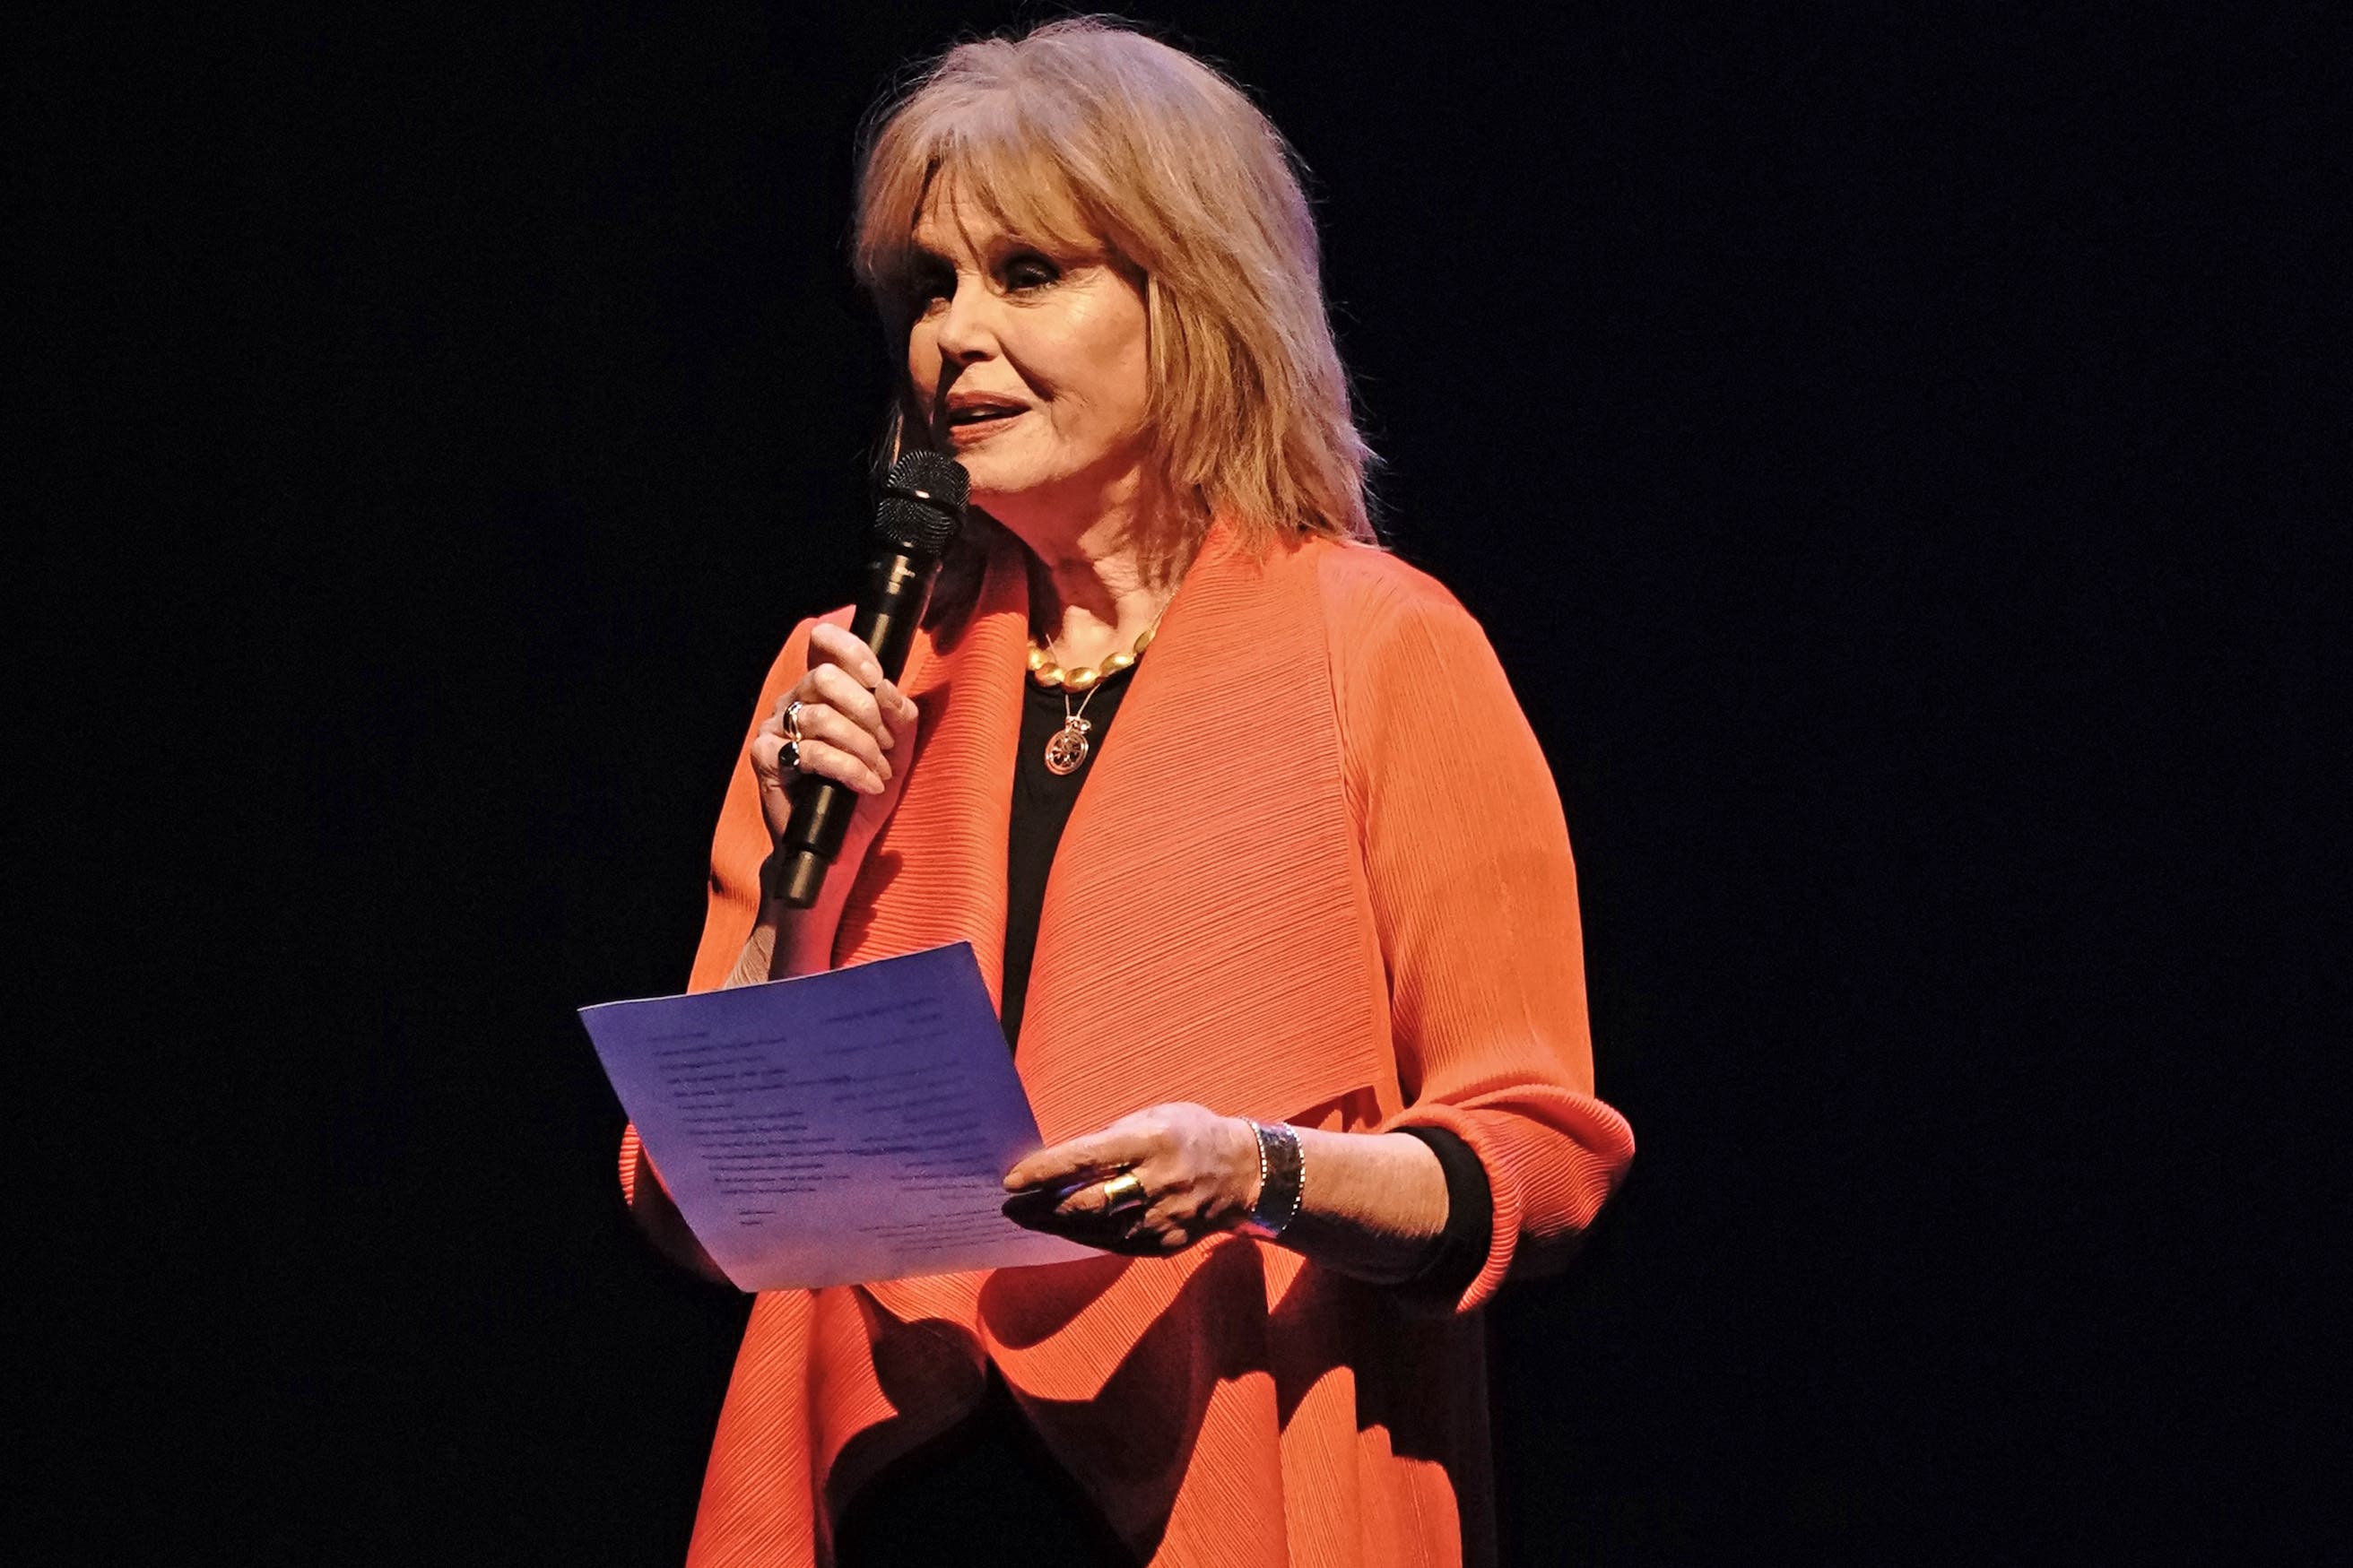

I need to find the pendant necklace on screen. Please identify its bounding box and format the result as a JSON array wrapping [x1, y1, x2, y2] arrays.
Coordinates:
[[1029, 599, 1172, 777]]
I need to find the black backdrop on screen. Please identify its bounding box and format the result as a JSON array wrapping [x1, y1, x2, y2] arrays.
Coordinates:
[[22, 4, 2330, 1564]]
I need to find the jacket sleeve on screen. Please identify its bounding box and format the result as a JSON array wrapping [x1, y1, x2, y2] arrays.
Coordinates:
[[617, 616, 821, 1276], [1326, 554, 1635, 1313], [685, 617, 827, 995]]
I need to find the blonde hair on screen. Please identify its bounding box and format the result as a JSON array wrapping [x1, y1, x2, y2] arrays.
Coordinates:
[[854, 17, 1377, 567]]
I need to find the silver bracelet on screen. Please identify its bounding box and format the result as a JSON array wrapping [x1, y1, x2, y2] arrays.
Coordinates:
[[1237, 1120, 1305, 1240]]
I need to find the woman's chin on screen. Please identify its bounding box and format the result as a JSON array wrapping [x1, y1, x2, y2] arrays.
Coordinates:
[[950, 452, 1022, 499], [962, 471, 1051, 519]]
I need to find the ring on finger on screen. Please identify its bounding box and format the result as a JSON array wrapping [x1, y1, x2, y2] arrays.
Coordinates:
[[1099, 1170, 1148, 1216], [777, 740, 802, 774], [784, 699, 806, 744]]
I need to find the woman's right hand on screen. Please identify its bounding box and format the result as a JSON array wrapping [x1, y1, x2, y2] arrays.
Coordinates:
[[750, 621, 922, 846]]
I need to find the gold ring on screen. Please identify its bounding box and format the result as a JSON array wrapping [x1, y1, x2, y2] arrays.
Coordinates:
[[1099, 1171, 1148, 1214], [784, 699, 806, 743]]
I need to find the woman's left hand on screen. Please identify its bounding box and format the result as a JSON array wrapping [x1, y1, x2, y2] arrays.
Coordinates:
[[1003, 1103, 1263, 1255]]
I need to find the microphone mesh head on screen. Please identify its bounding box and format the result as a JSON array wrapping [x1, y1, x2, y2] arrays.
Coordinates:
[[875, 451, 969, 555]]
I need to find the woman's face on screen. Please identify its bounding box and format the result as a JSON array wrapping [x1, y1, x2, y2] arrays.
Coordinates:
[[903, 185, 1152, 543]]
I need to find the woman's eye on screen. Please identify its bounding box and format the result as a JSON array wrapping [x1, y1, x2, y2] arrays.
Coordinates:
[[906, 264, 953, 311], [1003, 254, 1060, 291]]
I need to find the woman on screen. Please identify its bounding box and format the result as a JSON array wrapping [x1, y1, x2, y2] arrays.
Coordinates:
[[618, 20, 1634, 1566]]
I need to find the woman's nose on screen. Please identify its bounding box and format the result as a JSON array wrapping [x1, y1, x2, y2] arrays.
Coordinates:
[[933, 276, 998, 363]]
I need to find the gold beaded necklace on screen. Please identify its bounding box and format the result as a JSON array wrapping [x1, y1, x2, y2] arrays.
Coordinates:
[[1026, 602, 1170, 776]]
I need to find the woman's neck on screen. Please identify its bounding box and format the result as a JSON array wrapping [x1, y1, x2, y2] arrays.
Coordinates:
[[1001, 475, 1193, 667], [1024, 536, 1174, 670]]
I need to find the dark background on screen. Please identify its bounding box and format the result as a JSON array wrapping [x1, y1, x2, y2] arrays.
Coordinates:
[[21, 3, 2331, 1563]]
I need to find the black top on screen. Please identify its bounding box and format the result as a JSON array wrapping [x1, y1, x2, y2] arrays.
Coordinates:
[[835, 660, 1496, 1564], [999, 671, 1135, 1052]]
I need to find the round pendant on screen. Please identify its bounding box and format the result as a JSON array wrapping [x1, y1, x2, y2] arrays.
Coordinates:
[[1044, 717, 1091, 775]]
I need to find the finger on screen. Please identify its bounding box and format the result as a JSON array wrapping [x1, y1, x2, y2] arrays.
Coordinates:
[[1001, 1187, 1071, 1232], [751, 730, 800, 787], [875, 679, 919, 730], [807, 621, 888, 690], [751, 730, 803, 839], [1074, 1176, 1157, 1224], [807, 663, 890, 746], [1101, 1207, 1193, 1257], [999, 1188, 1167, 1255], [1005, 1131, 1155, 1192], [788, 736, 887, 796], [790, 697, 891, 782]]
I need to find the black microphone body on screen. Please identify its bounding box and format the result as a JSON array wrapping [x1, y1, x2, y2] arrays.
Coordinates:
[[776, 452, 968, 908]]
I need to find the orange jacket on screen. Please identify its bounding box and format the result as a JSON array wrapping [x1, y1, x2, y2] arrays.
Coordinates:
[[621, 521, 1634, 1565]]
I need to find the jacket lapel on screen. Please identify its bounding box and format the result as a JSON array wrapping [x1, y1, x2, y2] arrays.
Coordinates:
[[1016, 525, 1397, 1139], [833, 538, 1028, 997], [839, 537, 1024, 1335]]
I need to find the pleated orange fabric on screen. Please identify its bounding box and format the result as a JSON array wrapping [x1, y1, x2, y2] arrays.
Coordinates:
[[620, 520, 1635, 1565]]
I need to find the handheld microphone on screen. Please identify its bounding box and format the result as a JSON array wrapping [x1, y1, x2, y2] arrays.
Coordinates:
[[773, 450, 969, 908]]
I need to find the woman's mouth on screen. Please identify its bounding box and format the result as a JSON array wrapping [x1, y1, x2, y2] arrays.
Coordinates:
[[945, 404, 1025, 441]]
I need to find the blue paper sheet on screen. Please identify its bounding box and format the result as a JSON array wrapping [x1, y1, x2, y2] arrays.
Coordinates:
[[580, 942, 1094, 1290]]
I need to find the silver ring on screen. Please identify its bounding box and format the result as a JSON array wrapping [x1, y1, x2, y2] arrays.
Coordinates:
[[784, 699, 806, 743]]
